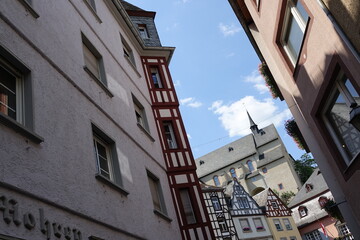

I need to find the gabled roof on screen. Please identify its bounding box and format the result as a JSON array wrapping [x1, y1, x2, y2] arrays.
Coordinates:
[[195, 124, 279, 177], [120, 0, 144, 11], [252, 188, 269, 207], [288, 169, 329, 208]]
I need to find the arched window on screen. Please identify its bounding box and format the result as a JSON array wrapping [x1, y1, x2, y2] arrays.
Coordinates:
[[213, 175, 220, 186], [230, 168, 237, 178], [262, 167, 268, 173], [318, 196, 328, 208], [247, 160, 254, 172], [298, 206, 308, 218]]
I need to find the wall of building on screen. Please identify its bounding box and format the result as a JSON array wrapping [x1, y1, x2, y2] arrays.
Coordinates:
[[0, 0, 182, 239], [233, 215, 273, 240], [234, 0, 360, 236], [267, 217, 301, 240]]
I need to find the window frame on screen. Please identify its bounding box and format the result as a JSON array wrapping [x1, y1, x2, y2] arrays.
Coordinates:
[[218, 218, 229, 233], [213, 175, 220, 186], [147, 170, 169, 218], [138, 24, 149, 39], [283, 218, 292, 230], [230, 168, 237, 178], [273, 219, 283, 231], [163, 121, 178, 149], [16, 0, 39, 18], [120, 34, 136, 67], [92, 124, 128, 195], [179, 188, 197, 225], [239, 219, 251, 232], [132, 95, 150, 132], [246, 160, 254, 172], [0, 45, 42, 143], [211, 196, 222, 211], [279, 0, 309, 66], [298, 206, 308, 218], [150, 66, 164, 89], [304, 230, 322, 240], [253, 217, 265, 231]]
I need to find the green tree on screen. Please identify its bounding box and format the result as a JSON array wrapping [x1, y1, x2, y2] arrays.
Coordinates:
[[294, 153, 317, 184], [280, 191, 295, 205]]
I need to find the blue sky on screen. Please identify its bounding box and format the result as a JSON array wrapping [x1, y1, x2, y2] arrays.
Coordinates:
[[129, 0, 306, 160]]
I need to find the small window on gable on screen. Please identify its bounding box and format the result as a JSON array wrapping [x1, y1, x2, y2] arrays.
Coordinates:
[[271, 201, 279, 209], [82, 34, 107, 85], [237, 197, 250, 209], [213, 175, 220, 186], [150, 66, 164, 88], [211, 196, 222, 211], [163, 121, 178, 149], [120, 35, 136, 66], [322, 69, 360, 166], [280, 0, 309, 66], [132, 95, 149, 132], [147, 170, 167, 215], [298, 206, 308, 218], [305, 184, 313, 192], [138, 24, 149, 39]]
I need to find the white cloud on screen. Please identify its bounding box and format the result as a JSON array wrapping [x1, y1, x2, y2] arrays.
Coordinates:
[[209, 96, 291, 137], [166, 23, 179, 31], [218, 23, 241, 37], [180, 97, 203, 108], [226, 52, 236, 58], [244, 70, 268, 94]]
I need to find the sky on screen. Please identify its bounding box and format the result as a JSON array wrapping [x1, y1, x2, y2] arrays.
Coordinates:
[[129, 0, 307, 160]]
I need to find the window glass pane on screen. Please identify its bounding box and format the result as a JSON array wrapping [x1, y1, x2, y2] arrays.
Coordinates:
[[345, 79, 360, 105], [164, 122, 178, 149], [211, 196, 221, 211], [179, 189, 196, 224], [94, 139, 111, 179], [0, 66, 17, 119], [328, 91, 360, 159], [151, 67, 163, 88], [285, 15, 303, 60], [230, 168, 237, 178], [148, 177, 161, 211], [295, 0, 308, 22], [213, 176, 220, 186], [83, 43, 99, 79]]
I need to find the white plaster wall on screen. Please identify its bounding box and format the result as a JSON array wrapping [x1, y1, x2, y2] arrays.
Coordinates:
[[233, 215, 273, 240], [0, 0, 181, 239]]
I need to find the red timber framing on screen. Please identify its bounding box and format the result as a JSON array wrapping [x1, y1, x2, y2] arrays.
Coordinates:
[[266, 189, 292, 217], [141, 56, 215, 240]]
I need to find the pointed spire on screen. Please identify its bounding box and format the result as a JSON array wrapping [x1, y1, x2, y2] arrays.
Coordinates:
[[246, 110, 259, 134]]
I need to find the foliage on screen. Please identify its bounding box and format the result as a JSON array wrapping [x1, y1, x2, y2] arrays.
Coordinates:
[[294, 153, 318, 184], [323, 199, 345, 223], [271, 189, 295, 206], [280, 191, 296, 205], [258, 62, 283, 100], [285, 118, 310, 152]]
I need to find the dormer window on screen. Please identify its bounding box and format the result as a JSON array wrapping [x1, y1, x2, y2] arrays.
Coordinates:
[[271, 201, 279, 209], [138, 24, 149, 39], [318, 196, 328, 208], [305, 184, 313, 192], [298, 206, 308, 218]]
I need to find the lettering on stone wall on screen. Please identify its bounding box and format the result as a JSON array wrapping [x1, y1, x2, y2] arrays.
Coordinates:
[[0, 194, 82, 240]]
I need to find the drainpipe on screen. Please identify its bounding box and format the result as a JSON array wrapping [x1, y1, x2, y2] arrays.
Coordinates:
[[316, 0, 360, 62]]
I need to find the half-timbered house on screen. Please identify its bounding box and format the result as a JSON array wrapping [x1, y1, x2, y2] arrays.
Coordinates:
[[253, 189, 301, 240], [226, 179, 273, 240], [202, 184, 238, 240]]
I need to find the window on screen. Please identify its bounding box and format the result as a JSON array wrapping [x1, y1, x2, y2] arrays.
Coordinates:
[[179, 188, 196, 224], [305, 230, 321, 240], [121, 35, 136, 66], [305, 184, 313, 192], [280, 0, 309, 65], [298, 206, 308, 218], [337, 223, 352, 237], [132, 96, 149, 131], [273, 219, 283, 231], [92, 125, 122, 186], [246, 160, 254, 172], [163, 121, 178, 149], [82, 35, 106, 85], [318, 196, 328, 208], [230, 168, 237, 178], [280, 238, 287, 240], [290, 237, 297, 240], [147, 171, 167, 215], [138, 24, 149, 39], [239, 219, 251, 232], [259, 153, 265, 160], [262, 167, 268, 173], [211, 196, 222, 211], [85, 0, 96, 11], [213, 175, 220, 186], [323, 70, 360, 165], [0, 58, 23, 122], [253, 218, 264, 231], [237, 197, 250, 209], [271, 201, 279, 208], [283, 218, 292, 230], [218, 218, 228, 233], [150, 66, 163, 88], [278, 183, 284, 190]]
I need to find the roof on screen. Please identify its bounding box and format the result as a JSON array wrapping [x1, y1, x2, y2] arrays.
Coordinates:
[[120, 1, 144, 11], [288, 169, 329, 208], [252, 188, 269, 207], [201, 183, 224, 192], [195, 124, 279, 177]]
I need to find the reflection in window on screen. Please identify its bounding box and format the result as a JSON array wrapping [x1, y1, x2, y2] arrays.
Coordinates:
[[213, 175, 220, 186], [179, 188, 196, 224], [151, 67, 163, 88], [163, 121, 178, 149], [247, 160, 254, 172]]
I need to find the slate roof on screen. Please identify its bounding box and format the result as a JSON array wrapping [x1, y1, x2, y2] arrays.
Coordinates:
[[201, 183, 224, 192], [288, 169, 328, 208], [195, 124, 279, 177], [120, 0, 145, 11]]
